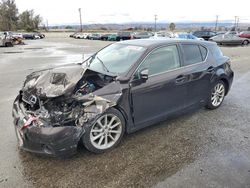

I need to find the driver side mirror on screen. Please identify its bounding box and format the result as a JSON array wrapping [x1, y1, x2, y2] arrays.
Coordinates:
[[139, 68, 149, 80]]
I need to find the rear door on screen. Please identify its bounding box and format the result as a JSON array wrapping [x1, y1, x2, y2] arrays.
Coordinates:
[[180, 43, 212, 106], [231, 35, 243, 44]]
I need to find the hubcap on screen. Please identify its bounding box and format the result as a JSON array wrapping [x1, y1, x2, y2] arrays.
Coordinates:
[[211, 83, 225, 107], [90, 114, 122, 150]]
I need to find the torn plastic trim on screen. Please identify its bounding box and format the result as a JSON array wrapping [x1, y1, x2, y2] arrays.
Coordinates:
[[76, 94, 122, 127]]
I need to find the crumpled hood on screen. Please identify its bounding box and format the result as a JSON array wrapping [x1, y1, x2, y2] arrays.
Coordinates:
[[23, 64, 86, 97]]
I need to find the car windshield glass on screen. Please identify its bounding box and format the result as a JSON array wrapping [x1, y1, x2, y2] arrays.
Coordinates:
[[85, 43, 146, 75]]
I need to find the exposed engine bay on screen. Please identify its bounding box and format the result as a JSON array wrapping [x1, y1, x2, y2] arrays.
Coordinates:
[[19, 67, 117, 128]]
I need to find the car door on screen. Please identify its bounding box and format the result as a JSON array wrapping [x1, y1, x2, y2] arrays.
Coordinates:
[[225, 34, 238, 44], [130, 45, 189, 128], [232, 35, 242, 44], [180, 43, 212, 106]]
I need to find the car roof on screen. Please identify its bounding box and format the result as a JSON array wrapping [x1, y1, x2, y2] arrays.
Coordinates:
[[118, 39, 215, 48]]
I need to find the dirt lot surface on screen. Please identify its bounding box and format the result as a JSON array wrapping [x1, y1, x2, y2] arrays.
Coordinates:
[[0, 33, 250, 188]]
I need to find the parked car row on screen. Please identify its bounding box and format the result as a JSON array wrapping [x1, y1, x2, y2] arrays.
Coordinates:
[[71, 31, 203, 41], [0, 31, 46, 47], [70, 31, 154, 41], [70, 30, 250, 46], [4, 31, 45, 40]]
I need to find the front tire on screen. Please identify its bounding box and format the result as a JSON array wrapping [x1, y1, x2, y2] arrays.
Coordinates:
[[206, 80, 226, 110], [82, 108, 125, 153]]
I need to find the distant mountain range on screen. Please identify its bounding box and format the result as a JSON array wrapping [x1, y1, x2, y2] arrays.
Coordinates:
[[48, 22, 250, 30]]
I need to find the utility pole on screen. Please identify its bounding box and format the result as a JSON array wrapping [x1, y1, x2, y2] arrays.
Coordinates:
[[154, 14, 157, 32], [236, 17, 239, 31], [215, 15, 218, 31], [79, 8, 83, 32], [46, 19, 49, 31], [234, 16, 237, 30]]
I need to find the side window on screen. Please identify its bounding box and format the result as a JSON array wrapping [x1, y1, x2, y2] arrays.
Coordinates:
[[181, 44, 203, 66], [199, 45, 208, 61], [138, 45, 180, 76]]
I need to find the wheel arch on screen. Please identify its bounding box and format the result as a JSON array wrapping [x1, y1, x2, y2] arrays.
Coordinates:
[[211, 69, 230, 96], [219, 78, 229, 95], [112, 105, 129, 133]]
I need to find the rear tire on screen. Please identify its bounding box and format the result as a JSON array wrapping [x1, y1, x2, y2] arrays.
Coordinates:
[[242, 40, 249, 45], [82, 108, 125, 154], [206, 80, 226, 110], [5, 42, 13, 47]]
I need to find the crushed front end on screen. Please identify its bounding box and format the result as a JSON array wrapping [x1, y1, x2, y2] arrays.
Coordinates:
[[12, 94, 85, 157], [12, 64, 121, 157]]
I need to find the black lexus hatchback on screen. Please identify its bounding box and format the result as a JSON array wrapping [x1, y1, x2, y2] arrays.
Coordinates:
[[12, 39, 234, 156]]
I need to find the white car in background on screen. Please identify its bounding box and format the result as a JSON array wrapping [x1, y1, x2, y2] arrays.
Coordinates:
[[176, 33, 204, 40], [150, 32, 169, 39], [74, 33, 90, 39], [150, 31, 177, 39], [11, 33, 23, 39]]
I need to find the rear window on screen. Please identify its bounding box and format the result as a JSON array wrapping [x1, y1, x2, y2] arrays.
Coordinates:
[[181, 44, 203, 66], [210, 45, 224, 61]]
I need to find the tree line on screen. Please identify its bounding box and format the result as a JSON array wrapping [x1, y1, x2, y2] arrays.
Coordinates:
[[0, 0, 42, 31]]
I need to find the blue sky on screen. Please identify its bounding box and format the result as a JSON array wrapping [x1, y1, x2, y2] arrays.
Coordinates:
[[15, 0, 250, 25]]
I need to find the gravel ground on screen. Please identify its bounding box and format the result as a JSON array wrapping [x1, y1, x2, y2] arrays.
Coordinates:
[[0, 33, 250, 188]]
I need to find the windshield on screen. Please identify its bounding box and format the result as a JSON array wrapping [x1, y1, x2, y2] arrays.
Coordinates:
[[85, 43, 146, 75]]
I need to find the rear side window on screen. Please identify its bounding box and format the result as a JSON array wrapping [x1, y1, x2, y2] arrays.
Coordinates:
[[210, 45, 224, 61], [181, 44, 203, 66]]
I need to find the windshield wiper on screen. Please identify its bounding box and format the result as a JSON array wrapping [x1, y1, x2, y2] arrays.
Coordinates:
[[96, 56, 109, 72]]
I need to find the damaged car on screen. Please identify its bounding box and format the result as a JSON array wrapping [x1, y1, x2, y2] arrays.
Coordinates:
[[13, 39, 234, 157], [0, 32, 13, 47]]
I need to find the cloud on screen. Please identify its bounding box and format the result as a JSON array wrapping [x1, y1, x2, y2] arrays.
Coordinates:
[[15, 0, 250, 25]]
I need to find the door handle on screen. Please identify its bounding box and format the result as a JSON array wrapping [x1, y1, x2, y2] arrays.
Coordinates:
[[175, 75, 186, 83], [207, 66, 215, 73]]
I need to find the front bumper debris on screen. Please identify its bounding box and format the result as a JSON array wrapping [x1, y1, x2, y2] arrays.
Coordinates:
[[12, 96, 85, 157]]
